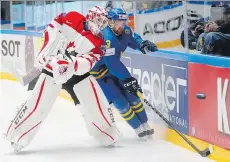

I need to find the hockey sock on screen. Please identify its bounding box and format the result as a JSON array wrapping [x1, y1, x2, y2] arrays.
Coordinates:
[[130, 101, 148, 124], [120, 108, 142, 129]]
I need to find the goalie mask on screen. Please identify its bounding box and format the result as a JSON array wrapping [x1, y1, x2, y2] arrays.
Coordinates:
[[86, 6, 108, 35]]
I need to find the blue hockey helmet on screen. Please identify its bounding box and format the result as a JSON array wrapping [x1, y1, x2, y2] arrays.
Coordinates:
[[107, 8, 128, 21]]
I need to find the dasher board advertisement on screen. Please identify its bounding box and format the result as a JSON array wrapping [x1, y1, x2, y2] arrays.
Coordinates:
[[189, 63, 230, 150], [122, 53, 189, 134]]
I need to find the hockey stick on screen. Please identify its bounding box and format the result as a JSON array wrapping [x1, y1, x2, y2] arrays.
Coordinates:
[[3, 53, 58, 86], [1, 57, 39, 86], [17, 49, 75, 86], [6, 60, 50, 86], [137, 91, 213, 157], [14, 67, 42, 86]]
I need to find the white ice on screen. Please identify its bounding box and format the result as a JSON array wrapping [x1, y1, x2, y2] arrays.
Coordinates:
[[0, 80, 214, 162]]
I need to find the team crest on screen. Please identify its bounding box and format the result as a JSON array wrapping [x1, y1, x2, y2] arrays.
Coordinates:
[[125, 29, 130, 35]]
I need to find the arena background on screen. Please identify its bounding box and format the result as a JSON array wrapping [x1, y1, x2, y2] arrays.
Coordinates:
[[1, 1, 230, 161]]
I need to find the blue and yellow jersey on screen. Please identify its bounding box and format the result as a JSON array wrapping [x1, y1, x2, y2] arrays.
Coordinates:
[[90, 25, 143, 80]]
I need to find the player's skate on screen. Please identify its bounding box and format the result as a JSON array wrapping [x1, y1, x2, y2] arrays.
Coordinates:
[[134, 124, 147, 140], [142, 122, 154, 139]]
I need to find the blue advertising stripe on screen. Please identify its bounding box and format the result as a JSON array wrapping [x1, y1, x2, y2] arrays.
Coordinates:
[[125, 48, 230, 68], [137, 2, 183, 14], [0, 30, 43, 37], [187, 1, 213, 5], [157, 49, 230, 68], [37, 26, 46, 31], [27, 26, 36, 30], [13, 23, 25, 27], [1, 20, 11, 24]]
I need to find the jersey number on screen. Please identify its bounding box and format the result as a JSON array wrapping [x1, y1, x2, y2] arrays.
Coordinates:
[[106, 40, 111, 48]]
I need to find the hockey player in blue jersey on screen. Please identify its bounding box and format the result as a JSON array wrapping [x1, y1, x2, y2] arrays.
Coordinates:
[[90, 8, 158, 139]]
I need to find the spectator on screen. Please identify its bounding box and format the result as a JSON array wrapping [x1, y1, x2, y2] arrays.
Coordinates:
[[181, 16, 230, 57], [201, 18, 230, 57], [180, 20, 205, 50]]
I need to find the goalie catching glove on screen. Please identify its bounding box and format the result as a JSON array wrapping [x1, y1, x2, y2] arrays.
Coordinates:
[[123, 77, 143, 93], [47, 54, 74, 84], [47, 51, 104, 84]]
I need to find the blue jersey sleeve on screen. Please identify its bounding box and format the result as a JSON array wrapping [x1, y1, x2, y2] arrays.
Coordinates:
[[127, 27, 143, 50]]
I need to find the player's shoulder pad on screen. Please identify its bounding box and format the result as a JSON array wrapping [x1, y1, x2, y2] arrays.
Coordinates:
[[102, 26, 113, 40], [63, 11, 86, 33], [123, 25, 132, 36], [81, 31, 104, 48], [54, 12, 65, 24]]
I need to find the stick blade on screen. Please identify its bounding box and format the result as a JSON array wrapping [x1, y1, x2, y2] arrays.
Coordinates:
[[21, 67, 41, 86], [200, 149, 211, 157], [200, 145, 213, 157]]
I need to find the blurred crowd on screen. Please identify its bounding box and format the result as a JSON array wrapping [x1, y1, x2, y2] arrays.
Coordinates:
[[180, 2, 230, 57], [181, 16, 230, 57]]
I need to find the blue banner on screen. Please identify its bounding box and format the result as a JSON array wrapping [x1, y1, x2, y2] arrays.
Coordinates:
[[122, 53, 189, 134]]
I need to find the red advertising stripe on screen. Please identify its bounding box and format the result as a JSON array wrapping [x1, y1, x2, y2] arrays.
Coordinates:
[[189, 63, 230, 150]]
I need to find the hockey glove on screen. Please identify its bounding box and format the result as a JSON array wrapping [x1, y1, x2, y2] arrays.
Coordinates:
[[48, 55, 74, 84], [140, 40, 158, 54], [123, 77, 143, 94]]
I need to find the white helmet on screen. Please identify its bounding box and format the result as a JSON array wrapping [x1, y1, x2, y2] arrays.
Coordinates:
[[86, 6, 108, 35]]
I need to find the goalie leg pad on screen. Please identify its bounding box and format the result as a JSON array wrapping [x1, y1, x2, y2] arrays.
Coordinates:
[[6, 73, 62, 151], [73, 75, 121, 146]]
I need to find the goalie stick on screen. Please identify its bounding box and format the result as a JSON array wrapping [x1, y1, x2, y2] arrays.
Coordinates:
[[137, 91, 213, 157], [10, 66, 42, 86], [6, 49, 77, 86], [3, 56, 52, 86]]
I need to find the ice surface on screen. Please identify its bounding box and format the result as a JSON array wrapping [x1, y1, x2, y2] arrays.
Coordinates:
[[0, 80, 214, 162]]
